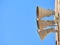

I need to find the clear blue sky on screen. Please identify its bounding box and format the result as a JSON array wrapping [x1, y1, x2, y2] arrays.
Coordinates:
[[0, 0, 55, 45]]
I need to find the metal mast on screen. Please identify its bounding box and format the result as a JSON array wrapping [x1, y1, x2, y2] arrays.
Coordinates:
[[55, 0, 60, 45]]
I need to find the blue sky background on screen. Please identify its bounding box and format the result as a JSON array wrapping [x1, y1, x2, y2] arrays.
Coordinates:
[[0, 0, 55, 45]]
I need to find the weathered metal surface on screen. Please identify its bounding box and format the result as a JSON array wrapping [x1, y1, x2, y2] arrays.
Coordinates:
[[37, 28, 56, 40], [55, 0, 60, 45], [37, 6, 55, 18]]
